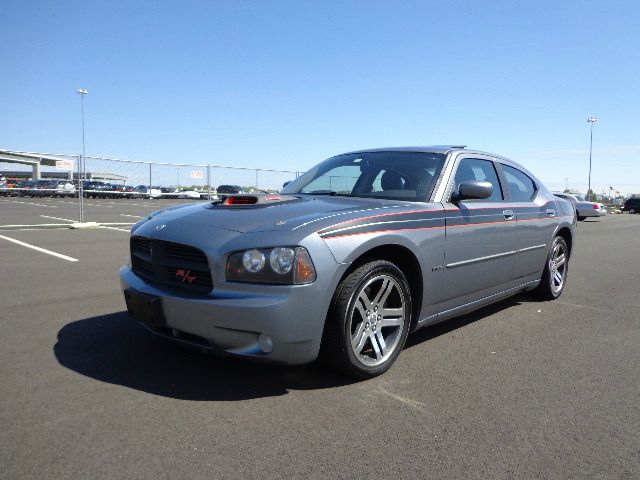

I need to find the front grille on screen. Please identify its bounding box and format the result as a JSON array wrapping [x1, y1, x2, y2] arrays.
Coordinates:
[[130, 236, 213, 294]]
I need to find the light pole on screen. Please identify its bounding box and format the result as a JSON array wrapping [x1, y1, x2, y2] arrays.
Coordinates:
[[564, 177, 568, 192], [587, 116, 597, 201], [77, 88, 88, 222]]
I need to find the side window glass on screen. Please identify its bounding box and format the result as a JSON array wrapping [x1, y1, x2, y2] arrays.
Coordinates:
[[453, 158, 503, 202], [502, 165, 536, 202]]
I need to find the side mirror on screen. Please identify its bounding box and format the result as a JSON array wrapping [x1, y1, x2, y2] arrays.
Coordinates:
[[453, 180, 493, 202]]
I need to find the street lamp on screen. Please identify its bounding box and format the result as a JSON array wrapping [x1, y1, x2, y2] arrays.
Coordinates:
[[587, 116, 597, 201], [77, 88, 88, 166], [77, 88, 88, 222]]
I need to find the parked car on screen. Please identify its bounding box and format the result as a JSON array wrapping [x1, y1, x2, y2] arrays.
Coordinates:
[[47, 179, 76, 197], [0, 177, 7, 196], [134, 185, 162, 199], [82, 181, 110, 198], [15, 180, 38, 196], [216, 185, 243, 194], [160, 187, 180, 199], [577, 201, 607, 220], [178, 189, 204, 200], [622, 198, 640, 214], [555, 193, 606, 221], [121, 146, 576, 378], [200, 191, 218, 200], [31, 180, 54, 197], [113, 185, 136, 198]]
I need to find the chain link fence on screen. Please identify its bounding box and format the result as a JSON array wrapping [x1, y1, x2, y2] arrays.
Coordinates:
[[1, 149, 301, 225], [4, 148, 640, 226]]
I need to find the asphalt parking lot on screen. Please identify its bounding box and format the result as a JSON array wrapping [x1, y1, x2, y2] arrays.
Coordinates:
[[0, 195, 200, 228], [1, 198, 638, 479]]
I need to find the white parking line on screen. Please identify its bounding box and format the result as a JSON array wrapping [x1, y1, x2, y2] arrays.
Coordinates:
[[3, 199, 58, 208], [0, 234, 79, 262], [100, 226, 131, 232], [41, 215, 76, 223], [0, 228, 72, 232], [83, 203, 114, 208], [1, 223, 72, 228], [120, 214, 144, 218]]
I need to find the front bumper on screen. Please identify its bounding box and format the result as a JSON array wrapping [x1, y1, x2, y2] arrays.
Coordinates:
[[119, 263, 342, 365]]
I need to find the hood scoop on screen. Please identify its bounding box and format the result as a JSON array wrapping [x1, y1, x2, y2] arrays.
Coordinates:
[[215, 194, 301, 208]]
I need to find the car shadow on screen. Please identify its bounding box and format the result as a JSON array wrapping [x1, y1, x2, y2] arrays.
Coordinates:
[[54, 294, 534, 401], [54, 311, 354, 401], [405, 293, 531, 349]]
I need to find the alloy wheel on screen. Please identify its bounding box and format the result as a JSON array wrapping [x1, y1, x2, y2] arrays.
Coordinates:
[[349, 274, 406, 367], [549, 239, 568, 295]]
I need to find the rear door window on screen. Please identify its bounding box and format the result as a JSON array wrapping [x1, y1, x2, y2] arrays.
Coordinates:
[[502, 165, 537, 202]]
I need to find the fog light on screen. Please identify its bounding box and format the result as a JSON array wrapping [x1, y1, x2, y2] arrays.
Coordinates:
[[258, 333, 273, 353]]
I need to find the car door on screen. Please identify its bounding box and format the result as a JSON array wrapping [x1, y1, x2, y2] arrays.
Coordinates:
[[441, 157, 518, 313], [499, 163, 557, 282]]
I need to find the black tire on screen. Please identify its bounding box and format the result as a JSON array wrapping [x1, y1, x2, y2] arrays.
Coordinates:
[[320, 260, 412, 379], [630, 208, 637, 214], [535, 236, 569, 300], [577, 216, 585, 221]]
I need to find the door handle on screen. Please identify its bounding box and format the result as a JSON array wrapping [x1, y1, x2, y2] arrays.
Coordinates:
[[546, 208, 556, 217], [503, 209, 514, 220]]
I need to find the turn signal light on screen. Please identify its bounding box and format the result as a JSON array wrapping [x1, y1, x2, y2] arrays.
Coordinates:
[[294, 248, 316, 284]]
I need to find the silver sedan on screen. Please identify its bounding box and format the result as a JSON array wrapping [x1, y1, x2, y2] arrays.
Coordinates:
[[554, 193, 607, 220], [120, 146, 576, 378]]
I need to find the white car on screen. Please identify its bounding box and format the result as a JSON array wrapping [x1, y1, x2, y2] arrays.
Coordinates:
[[53, 180, 76, 197], [577, 200, 607, 220], [554, 193, 606, 220], [178, 190, 202, 199], [135, 186, 162, 199]]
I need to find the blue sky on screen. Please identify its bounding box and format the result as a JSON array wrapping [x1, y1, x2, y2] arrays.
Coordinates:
[[1, 0, 639, 193]]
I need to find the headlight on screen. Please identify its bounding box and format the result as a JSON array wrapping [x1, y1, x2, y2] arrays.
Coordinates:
[[242, 249, 266, 272], [270, 247, 295, 274], [227, 246, 316, 284]]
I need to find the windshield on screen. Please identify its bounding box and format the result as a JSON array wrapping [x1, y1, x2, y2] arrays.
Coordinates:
[[282, 151, 446, 202]]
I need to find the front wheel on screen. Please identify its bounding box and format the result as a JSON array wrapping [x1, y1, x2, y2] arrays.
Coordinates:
[[535, 236, 569, 300], [321, 260, 412, 379]]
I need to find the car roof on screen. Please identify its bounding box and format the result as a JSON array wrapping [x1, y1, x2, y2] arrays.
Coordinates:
[[342, 146, 467, 155], [340, 146, 521, 162]]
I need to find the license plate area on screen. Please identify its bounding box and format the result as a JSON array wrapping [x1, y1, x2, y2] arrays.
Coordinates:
[[124, 288, 166, 330]]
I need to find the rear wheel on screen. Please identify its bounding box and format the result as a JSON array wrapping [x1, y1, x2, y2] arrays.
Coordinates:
[[535, 236, 569, 300], [321, 260, 411, 379], [577, 215, 585, 221], [630, 208, 637, 214]]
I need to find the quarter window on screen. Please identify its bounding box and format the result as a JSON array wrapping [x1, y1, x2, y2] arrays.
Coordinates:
[[502, 165, 537, 202], [453, 158, 503, 202]]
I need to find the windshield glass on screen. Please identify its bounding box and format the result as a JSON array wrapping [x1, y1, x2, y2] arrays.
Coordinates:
[[282, 151, 446, 202]]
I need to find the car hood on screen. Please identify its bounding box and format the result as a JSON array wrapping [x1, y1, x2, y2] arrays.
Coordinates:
[[137, 196, 416, 236]]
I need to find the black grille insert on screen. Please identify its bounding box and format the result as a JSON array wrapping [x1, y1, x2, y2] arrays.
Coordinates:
[[130, 237, 213, 294]]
